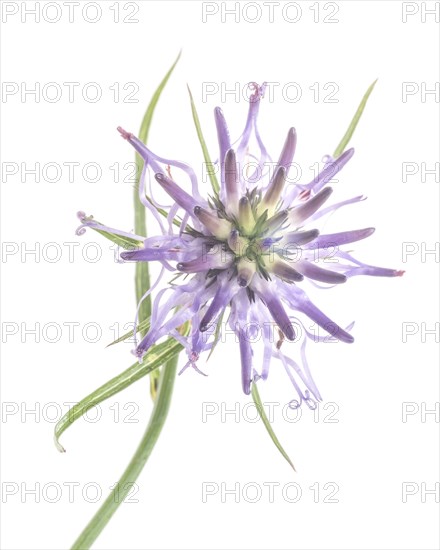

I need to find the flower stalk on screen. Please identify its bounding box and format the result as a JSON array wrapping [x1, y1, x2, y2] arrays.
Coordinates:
[[71, 353, 179, 549]]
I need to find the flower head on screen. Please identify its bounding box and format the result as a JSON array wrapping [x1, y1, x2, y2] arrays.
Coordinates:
[[78, 82, 403, 408]]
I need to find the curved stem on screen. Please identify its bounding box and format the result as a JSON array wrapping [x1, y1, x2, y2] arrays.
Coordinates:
[[71, 355, 178, 549]]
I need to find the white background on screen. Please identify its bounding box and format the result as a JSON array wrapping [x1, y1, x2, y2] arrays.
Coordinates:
[[1, 1, 439, 549]]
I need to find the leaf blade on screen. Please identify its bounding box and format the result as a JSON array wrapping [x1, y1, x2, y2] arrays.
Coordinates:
[[187, 85, 220, 195], [54, 335, 185, 452], [135, 51, 182, 324], [251, 382, 296, 472], [333, 79, 378, 158], [106, 317, 151, 348], [133, 52, 182, 398], [70, 352, 179, 549], [92, 228, 143, 250]]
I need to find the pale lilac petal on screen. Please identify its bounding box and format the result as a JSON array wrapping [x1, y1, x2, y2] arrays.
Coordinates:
[[200, 276, 240, 332], [155, 173, 198, 215], [277, 127, 297, 170], [215, 107, 231, 166], [304, 148, 355, 193], [308, 194, 366, 223], [345, 266, 405, 278], [308, 227, 375, 249], [252, 279, 295, 341], [295, 261, 347, 284], [289, 187, 333, 226]]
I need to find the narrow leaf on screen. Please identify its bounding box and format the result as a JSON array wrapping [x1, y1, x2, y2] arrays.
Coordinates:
[[106, 317, 150, 348], [333, 79, 378, 158], [70, 352, 179, 550], [138, 51, 182, 146], [93, 228, 142, 250], [135, 51, 182, 323], [251, 382, 296, 472], [134, 52, 181, 397], [54, 334, 186, 452], [187, 85, 220, 195]]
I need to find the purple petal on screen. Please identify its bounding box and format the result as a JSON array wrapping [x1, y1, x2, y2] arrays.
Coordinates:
[[281, 229, 320, 247], [224, 148, 239, 213], [289, 187, 333, 226], [277, 127, 297, 170], [215, 107, 231, 167], [76, 213, 145, 242], [155, 173, 198, 215], [118, 127, 204, 204], [305, 148, 355, 193], [298, 296, 353, 343], [137, 303, 195, 356], [334, 251, 405, 279], [239, 327, 252, 394], [177, 251, 234, 273], [271, 260, 304, 283], [200, 278, 239, 332], [236, 83, 264, 163], [296, 261, 347, 284], [308, 227, 375, 249], [345, 266, 405, 278], [262, 166, 286, 209], [308, 194, 366, 223], [253, 281, 295, 341], [122, 248, 175, 262]]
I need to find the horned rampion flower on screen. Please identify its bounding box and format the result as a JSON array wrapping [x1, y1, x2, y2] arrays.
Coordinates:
[[77, 83, 403, 409]]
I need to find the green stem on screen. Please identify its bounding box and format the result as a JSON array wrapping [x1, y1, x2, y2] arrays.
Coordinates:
[[71, 354, 178, 550]]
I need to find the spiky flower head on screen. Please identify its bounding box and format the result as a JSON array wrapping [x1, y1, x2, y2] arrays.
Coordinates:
[[78, 82, 403, 408]]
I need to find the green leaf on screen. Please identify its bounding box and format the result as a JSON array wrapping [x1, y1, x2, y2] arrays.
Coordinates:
[[106, 316, 151, 348], [135, 50, 182, 322], [138, 51, 182, 146], [187, 85, 220, 195], [251, 382, 296, 472], [333, 79, 378, 158], [54, 335, 185, 453], [134, 52, 181, 398], [93, 228, 143, 250], [70, 352, 179, 550]]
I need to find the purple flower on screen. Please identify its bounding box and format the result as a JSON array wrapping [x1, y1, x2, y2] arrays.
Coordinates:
[[78, 82, 403, 409]]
